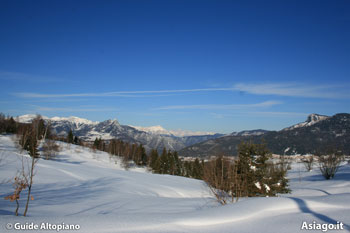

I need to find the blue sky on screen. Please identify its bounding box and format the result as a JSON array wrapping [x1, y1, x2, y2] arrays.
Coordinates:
[[0, 0, 349, 133]]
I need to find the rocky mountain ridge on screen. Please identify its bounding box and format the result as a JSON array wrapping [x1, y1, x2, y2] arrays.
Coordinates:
[[179, 113, 350, 157]]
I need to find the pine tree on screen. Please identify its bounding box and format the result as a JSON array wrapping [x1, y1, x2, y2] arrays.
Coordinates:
[[159, 148, 169, 174], [173, 151, 182, 176], [134, 144, 147, 166], [67, 130, 74, 144], [27, 135, 40, 158], [192, 158, 203, 179], [149, 149, 159, 170], [168, 150, 175, 175], [6, 117, 17, 133], [74, 136, 79, 145]]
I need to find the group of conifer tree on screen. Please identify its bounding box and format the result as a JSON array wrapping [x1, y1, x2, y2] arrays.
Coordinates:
[[91, 137, 203, 178]]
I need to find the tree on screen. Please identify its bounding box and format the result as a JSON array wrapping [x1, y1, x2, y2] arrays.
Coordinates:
[[317, 152, 343, 179], [42, 140, 60, 160], [159, 148, 170, 174], [173, 151, 183, 176], [236, 142, 272, 196], [149, 149, 159, 171], [6, 117, 17, 133], [204, 142, 290, 205], [74, 136, 79, 145], [67, 130, 74, 144], [203, 156, 232, 205], [168, 150, 176, 175], [23, 116, 43, 216], [139, 144, 148, 166], [4, 176, 28, 216], [302, 155, 314, 172], [191, 158, 203, 179]]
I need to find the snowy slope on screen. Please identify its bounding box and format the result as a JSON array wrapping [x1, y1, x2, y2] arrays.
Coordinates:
[[0, 135, 349, 233]]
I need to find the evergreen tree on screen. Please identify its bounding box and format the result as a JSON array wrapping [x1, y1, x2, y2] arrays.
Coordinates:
[[173, 151, 182, 176], [149, 149, 159, 170], [74, 136, 79, 145], [153, 157, 161, 174], [93, 137, 102, 150], [159, 148, 169, 174], [168, 150, 175, 175], [192, 158, 203, 179], [26, 134, 40, 158], [67, 129, 74, 144], [139, 144, 148, 166], [6, 117, 17, 133], [237, 141, 283, 197]]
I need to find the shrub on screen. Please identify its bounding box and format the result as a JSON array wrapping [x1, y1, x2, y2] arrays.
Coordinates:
[[42, 140, 60, 160], [302, 155, 314, 172], [318, 153, 343, 179]]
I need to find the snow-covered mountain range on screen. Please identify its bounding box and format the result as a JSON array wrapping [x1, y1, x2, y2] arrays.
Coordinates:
[[130, 125, 217, 137], [17, 114, 224, 151], [179, 113, 350, 157]]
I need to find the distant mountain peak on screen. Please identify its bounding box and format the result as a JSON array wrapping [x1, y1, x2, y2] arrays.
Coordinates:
[[104, 119, 120, 125], [129, 125, 218, 137], [230, 129, 269, 137], [51, 116, 98, 125], [283, 113, 329, 131], [306, 113, 329, 123]]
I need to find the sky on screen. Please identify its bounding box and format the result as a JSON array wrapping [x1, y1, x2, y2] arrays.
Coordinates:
[[0, 0, 349, 134]]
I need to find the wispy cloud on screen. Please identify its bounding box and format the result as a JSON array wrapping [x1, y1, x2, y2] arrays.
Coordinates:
[[156, 101, 282, 110], [13, 87, 237, 98], [233, 83, 350, 99], [12, 82, 350, 99], [248, 111, 308, 117], [210, 111, 308, 119]]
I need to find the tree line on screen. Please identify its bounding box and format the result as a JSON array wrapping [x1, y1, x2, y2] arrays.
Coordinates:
[[90, 136, 204, 179]]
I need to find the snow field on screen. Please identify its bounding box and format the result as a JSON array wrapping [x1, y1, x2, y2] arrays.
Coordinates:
[[0, 135, 349, 233]]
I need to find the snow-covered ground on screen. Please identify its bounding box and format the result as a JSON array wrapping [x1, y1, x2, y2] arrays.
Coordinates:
[[0, 135, 349, 233]]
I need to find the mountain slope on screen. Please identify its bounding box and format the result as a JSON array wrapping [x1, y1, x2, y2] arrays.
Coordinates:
[[179, 113, 350, 157]]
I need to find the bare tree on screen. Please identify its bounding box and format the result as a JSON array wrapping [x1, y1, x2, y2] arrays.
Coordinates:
[[23, 125, 39, 216], [203, 156, 242, 205], [318, 153, 343, 180], [302, 155, 314, 172], [16, 115, 44, 216], [4, 172, 28, 216], [42, 140, 60, 160]]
